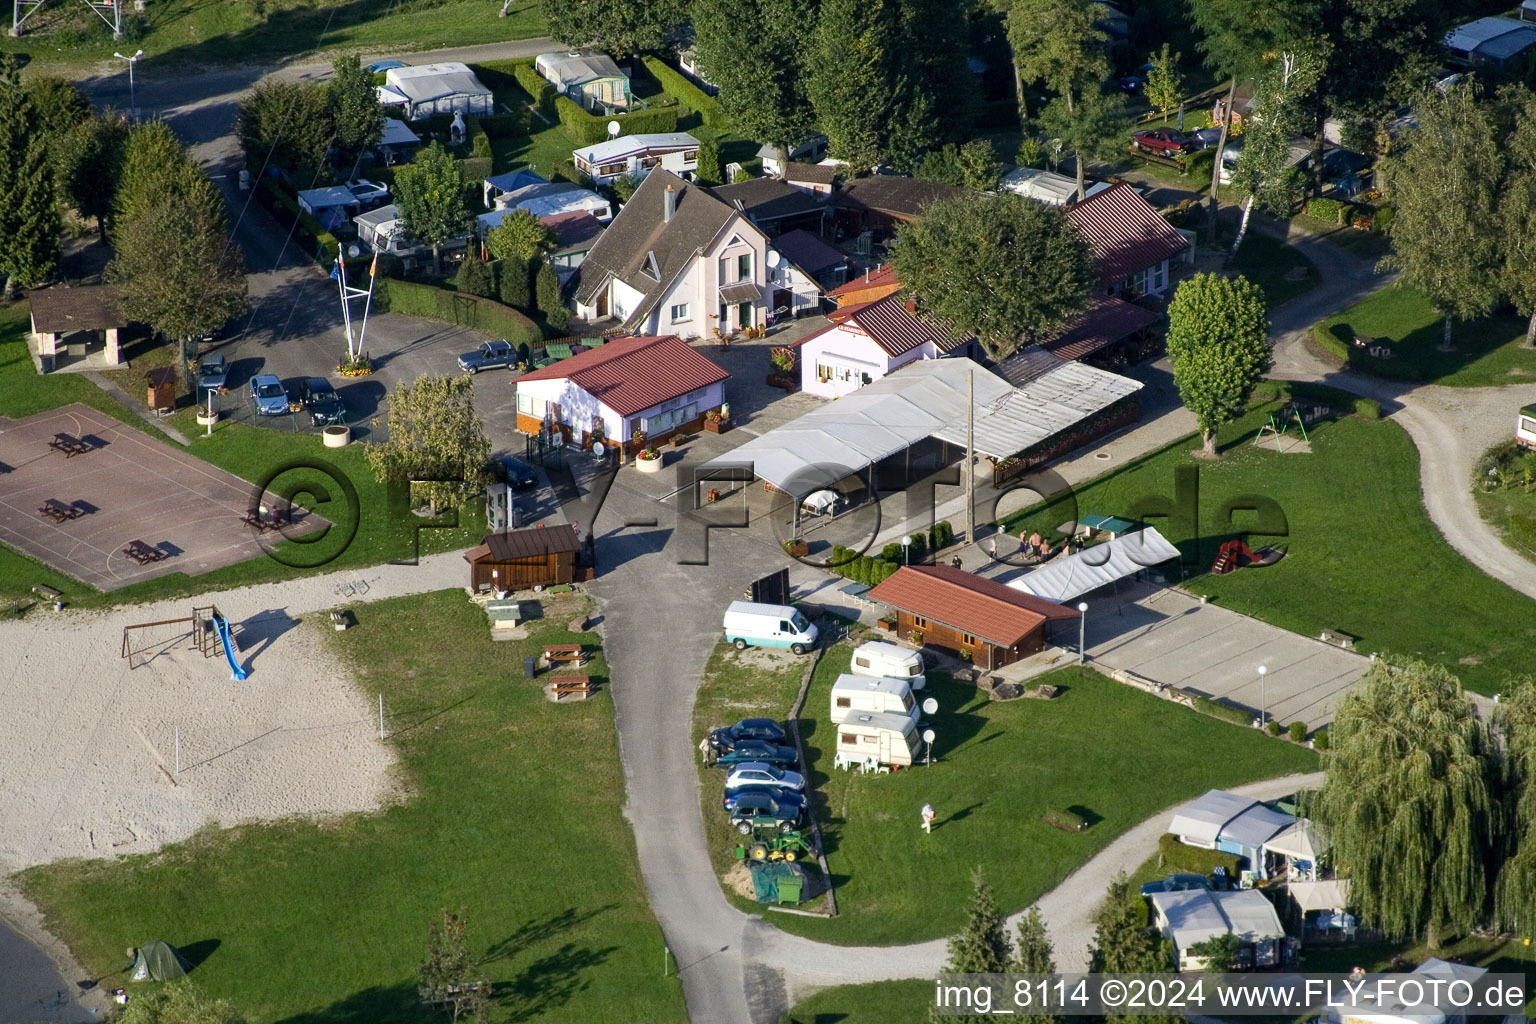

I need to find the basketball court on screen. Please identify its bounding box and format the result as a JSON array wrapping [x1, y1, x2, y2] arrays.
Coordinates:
[[0, 404, 324, 591]]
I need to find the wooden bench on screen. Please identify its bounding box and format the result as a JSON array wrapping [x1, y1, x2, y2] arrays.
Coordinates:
[[47, 433, 91, 457], [549, 674, 594, 696], [37, 499, 82, 523], [31, 584, 61, 601], [123, 540, 167, 566], [1319, 628, 1356, 650], [542, 643, 586, 667]]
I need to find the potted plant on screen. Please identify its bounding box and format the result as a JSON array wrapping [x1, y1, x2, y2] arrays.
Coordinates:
[[671, 433, 685, 447], [783, 537, 809, 557], [703, 408, 730, 434], [767, 346, 797, 391], [908, 629, 924, 646], [877, 614, 897, 633], [635, 447, 662, 473]]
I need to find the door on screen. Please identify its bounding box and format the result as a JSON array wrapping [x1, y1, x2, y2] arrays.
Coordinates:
[[596, 287, 609, 318], [737, 301, 753, 329], [878, 730, 891, 764]]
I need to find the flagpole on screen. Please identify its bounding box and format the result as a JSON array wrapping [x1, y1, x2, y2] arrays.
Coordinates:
[[336, 256, 357, 360], [356, 256, 378, 360]]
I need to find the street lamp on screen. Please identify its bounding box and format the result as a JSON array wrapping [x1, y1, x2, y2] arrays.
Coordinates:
[[1257, 665, 1268, 729], [114, 49, 143, 120], [1077, 602, 1089, 664], [901, 535, 911, 565]]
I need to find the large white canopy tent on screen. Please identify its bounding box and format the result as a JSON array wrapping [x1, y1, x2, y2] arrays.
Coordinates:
[[1007, 527, 1180, 602]]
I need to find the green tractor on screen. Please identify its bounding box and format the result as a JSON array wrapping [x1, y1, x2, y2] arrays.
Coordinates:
[[745, 830, 816, 863]]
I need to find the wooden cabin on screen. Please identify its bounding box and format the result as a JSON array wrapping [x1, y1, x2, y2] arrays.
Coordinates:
[[464, 525, 580, 592]]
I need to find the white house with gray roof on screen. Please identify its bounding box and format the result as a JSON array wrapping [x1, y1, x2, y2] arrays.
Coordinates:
[[573, 133, 701, 187]]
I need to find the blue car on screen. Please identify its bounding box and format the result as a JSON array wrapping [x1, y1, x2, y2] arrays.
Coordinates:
[[368, 59, 407, 73], [502, 456, 538, 489], [249, 374, 289, 416], [458, 339, 518, 374]]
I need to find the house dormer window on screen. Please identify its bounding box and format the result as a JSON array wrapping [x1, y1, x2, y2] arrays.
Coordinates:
[[641, 251, 660, 282]]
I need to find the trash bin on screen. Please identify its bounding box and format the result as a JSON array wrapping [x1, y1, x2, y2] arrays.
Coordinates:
[[523, 656, 536, 679]]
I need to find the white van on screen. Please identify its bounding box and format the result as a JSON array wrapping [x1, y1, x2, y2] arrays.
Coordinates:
[[830, 673, 918, 725], [849, 641, 925, 690], [722, 601, 818, 655], [834, 711, 925, 768]]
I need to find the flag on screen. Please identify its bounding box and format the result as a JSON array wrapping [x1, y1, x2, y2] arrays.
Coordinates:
[[330, 258, 342, 282], [369, 253, 377, 278]]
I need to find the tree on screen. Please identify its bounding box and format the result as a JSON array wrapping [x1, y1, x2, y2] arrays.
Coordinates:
[[891, 191, 1094, 357], [1309, 659, 1495, 948], [454, 251, 494, 298], [118, 982, 246, 1024], [932, 868, 1012, 1024], [395, 142, 471, 276], [115, 120, 189, 226], [536, 260, 569, 331], [1186, 932, 1244, 970], [58, 111, 130, 238], [366, 376, 492, 515], [24, 75, 90, 138], [541, 0, 684, 55], [416, 908, 491, 1023], [1007, 0, 1114, 200], [234, 80, 334, 184], [1146, 44, 1182, 122], [1499, 86, 1536, 348], [1228, 49, 1324, 258], [1090, 873, 1181, 1024], [498, 251, 531, 309], [1036, 83, 1128, 202], [1380, 81, 1503, 351], [328, 54, 384, 173], [0, 57, 60, 298], [1165, 273, 1271, 456], [1011, 907, 1062, 1024], [1495, 678, 1536, 934], [896, 0, 976, 146], [694, 0, 818, 175], [486, 208, 555, 263], [809, 0, 894, 171], [695, 136, 723, 186], [916, 140, 1003, 191]]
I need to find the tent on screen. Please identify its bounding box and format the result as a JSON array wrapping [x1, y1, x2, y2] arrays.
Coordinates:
[[129, 941, 191, 981], [1289, 878, 1350, 913], [1006, 527, 1180, 603]]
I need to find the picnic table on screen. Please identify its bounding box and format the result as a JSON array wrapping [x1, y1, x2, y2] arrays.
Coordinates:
[[548, 674, 595, 697], [240, 506, 291, 533], [48, 433, 91, 458], [542, 643, 586, 667], [122, 540, 166, 566], [37, 499, 82, 523]]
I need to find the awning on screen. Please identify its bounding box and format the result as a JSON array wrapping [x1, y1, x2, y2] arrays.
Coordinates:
[[1168, 789, 1258, 845], [1289, 878, 1349, 913], [376, 86, 409, 106], [1221, 803, 1294, 848], [719, 281, 762, 304], [1007, 527, 1180, 603], [380, 118, 420, 147], [1265, 820, 1323, 862]]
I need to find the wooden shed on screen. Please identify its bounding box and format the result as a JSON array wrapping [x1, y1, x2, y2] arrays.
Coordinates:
[[464, 525, 580, 592]]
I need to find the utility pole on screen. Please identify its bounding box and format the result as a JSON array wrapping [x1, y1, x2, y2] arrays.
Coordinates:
[[966, 369, 975, 548]]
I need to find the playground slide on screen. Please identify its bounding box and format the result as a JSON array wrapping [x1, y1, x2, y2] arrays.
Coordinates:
[[211, 611, 247, 681]]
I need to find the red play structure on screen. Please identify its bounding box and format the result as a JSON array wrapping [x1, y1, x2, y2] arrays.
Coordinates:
[[1210, 540, 1286, 575]]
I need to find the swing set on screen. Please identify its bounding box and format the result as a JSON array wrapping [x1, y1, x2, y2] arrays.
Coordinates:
[[1254, 403, 1311, 448]]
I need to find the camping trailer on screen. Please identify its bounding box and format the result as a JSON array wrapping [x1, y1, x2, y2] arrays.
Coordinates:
[[1518, 403, 1536, 449], [834, 710, 924, 768], [849, 641, 925, 690], [830, 673, 918, 725]]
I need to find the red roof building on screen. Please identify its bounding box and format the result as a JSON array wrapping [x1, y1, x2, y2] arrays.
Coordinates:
[[827, 264, 900, 307], [514, 334, 729, 448], [1067, 183, 1190, 296], [869, 564, 1079, 669], [791, 291, 979, 397]]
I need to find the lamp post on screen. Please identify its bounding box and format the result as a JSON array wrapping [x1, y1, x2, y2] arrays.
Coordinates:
[[901, 535, 911, 566], [1077, 602, 1088, 664], [1258, 664, 1268, 728], [114, 49, 143, 121]]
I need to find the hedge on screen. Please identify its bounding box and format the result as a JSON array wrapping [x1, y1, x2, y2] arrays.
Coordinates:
[[641, 57, 727, 127], [1194, 695, 1252, 727], [456, 156, 494, 183], [1513, 513, 1536, 553], [1158, 833, 1244, 876], [1305, 197, 1344, 225], [1042, 807, 1088, 832], [256, 176, 339, 266], [552, 160, 594, 189], [1309, 323, 1422, 390], [463, 114, 492, 159], [556, 96, 680, 147], [511, 61, 557, 117], [479, 111, 527, 138], [1250, 378, 1382, 419], [1181, 147, 1216, 181], [376, 278, 543, 345]]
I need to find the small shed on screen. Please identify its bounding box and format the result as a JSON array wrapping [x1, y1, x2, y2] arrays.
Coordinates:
[[146, 366, 177, 412], [463, 525, 581, 592], [27, 285, 125, 373]]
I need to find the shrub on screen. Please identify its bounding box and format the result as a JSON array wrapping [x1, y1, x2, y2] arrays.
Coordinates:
[[456, 156, 493, 183], [1182, 148, 1216, 182], [1194, 696, 1251, 727], [1042, 808, 1088, 832], [1288, 721, 1307, 742], [882, 543, 903, 563], [1372, 205, 1395, 232], [1158, 833, 1243, 876], [907, 533, 927, 562], [695, 137, 723, 186], [462, 114, 493, 160], [1265, 719, 1282, 736], [611, 173, 642, 204], [641, 57, 728, 127], [1305, 197, 1343, 225], [875, 561, 898, 584], [535, 261, 568, 331], [373, 251, 404, 279], [552, 160, 594, 190], [1351, 397, 1381, 419], [555, 97, 679, 147], [511, 60, 557, 117], [454, 253, 495, 298], [1311, 322, 1352, 363], [498, 252, 531, 309], [852, 556, 872, 585], [1313, 728, 1330, 751], [377, 278, 542, 345], [934, 521, 955, 548]]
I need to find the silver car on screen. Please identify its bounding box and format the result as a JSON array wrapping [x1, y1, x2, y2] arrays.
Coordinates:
[[724, 762, 806, 793]]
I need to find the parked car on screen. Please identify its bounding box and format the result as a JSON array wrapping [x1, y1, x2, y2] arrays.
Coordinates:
[[299, 377, 345, 426], [726, 791, 803, 834], [1187, 126, 1223, 150], [724, 785, 806, 812], [1130, 128, 1192, 156], [249, 374, 289, 416], [711, 741, 799, 768], [1139, 873, 1212, 897], [502, 455, 538, 489], [724, 762, 806, 793], [197, 354, 228, 393], [458, 339, 518, 374], [367, 59, 406, 73], [712, 718, 787, 747], [346, 179, 390, 207]]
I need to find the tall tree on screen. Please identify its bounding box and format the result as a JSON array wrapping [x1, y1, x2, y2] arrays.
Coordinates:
[[498, 251, 531, 309], [1090, 873, 1181, 1024], [485, 209, 555, 263], [234, 80, 334, 184], [0, 57, 60, 299], [394, 142, 471, 276], [327, 54, 384, 174], [1228, 48, 1324, 258], [1036, 83, 1128, 202], [695, 136, 723, 186], [115, 120, 189, 226], [693, 0, 818, 175], [890, 191, 1094, 357], [1165, 272, 1271, 456], [1145, 43, 1182, 123], [416, 908, 491, 1024], [1380, 80, 1503, 351], [932, 868, 1012, 1024], [809, 0, 896, 171], [536, 260, 570, 331], [1309, 659, 1495, 948], [541, 0, 685, 55], [366, 376, 492, 515], [897, 0, 976, 145], [24, 76, 91, 138], [1495, 677, 1536, 935], [118, 982, 246, 1024], [1498, 86, 1536, 348], [1011, 907, 1063, 1024], [915, 140, 1003, 191], [58, 111, 130, 238]]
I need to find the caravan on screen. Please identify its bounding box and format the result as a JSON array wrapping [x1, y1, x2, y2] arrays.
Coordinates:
[[849, 641, 925, 690], [834, 711, 925, 768], [830, 674, 918, 725]]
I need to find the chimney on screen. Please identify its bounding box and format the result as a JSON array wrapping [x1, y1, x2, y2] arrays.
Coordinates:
[[864, 268, 870, 283], [664, 183, 677, 223]]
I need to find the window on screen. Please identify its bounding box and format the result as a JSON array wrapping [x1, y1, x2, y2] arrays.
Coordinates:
[[815, 361, 868, 386], [683, 149, 698, 162], [639, 155, 661, 169], [913, 615, 929, 628], [779, 620, 792, 632], [854, 657, 871, 669], [643, 403, 697, 434], [516, 393, 545, 417], [598, 161, 627, 176], [669, 303, 690, 323], [1125, 268, 1147, 296], [961, 632, 977, 646], [836, 697, 851, 708], [901, 694, 914, 711], [736, 253, 752, 280], [1150, 260, 1168, 293], [841, 733, 857, 746]]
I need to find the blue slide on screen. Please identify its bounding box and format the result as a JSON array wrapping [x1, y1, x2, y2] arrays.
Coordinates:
[[212, 611, 247, 681]]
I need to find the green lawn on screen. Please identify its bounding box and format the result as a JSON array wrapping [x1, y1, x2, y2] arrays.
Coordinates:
[[2, 0, 544, 72], [1226, 227, 1320, 309], [784, 980, 935, 1024], [996, 405, 1536, 695], [1315, 284, 1536, 386], [18, 589, 686, 1023]]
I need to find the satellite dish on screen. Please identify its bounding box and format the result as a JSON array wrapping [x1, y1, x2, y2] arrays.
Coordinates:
[[766, 249, 783, 268], [922, 697, 938, 715], [607, 120, 621, 138], [347, 244, 361, 258], [922, 728, 936, 744]]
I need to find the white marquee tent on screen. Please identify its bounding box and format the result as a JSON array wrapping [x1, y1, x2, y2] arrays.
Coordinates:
[[1007, 527, 1179, 602]]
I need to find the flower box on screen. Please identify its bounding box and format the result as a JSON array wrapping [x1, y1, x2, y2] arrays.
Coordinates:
[[783, 539, 809, 557], [766, 373, 798, 391], [703, 417, 730, 433]]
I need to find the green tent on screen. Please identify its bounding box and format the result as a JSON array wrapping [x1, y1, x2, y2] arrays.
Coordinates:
[[749, 862, 807, 904], [129, 941, 192, 981]]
